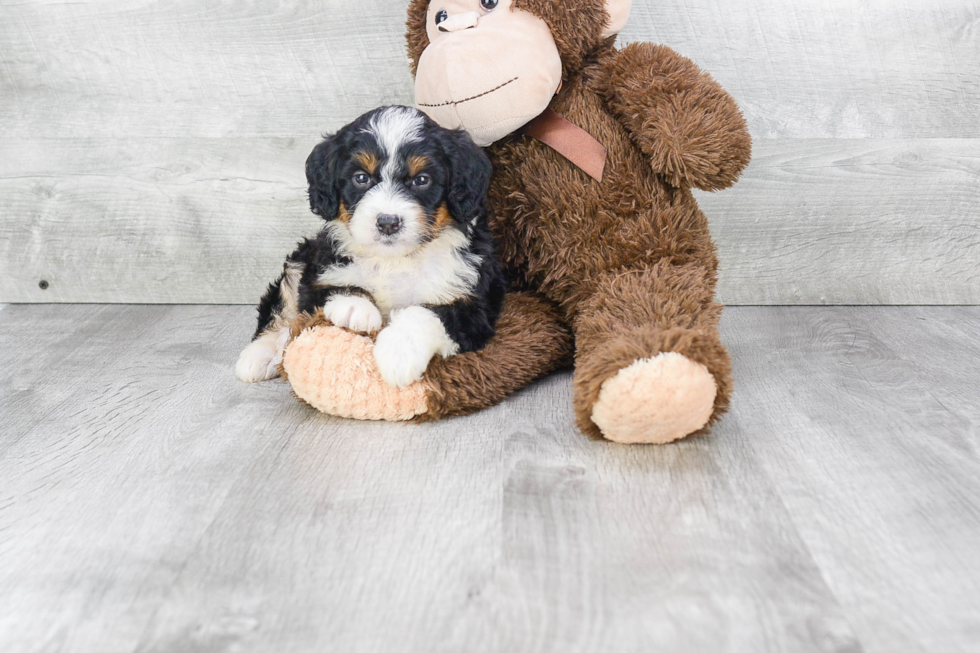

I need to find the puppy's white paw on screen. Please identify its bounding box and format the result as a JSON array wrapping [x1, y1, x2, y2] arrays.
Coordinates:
[[235, 328, 289, 383], [323, 295, 383, 333], [373, 331, 435, 388], [373, 306, 459, 388]]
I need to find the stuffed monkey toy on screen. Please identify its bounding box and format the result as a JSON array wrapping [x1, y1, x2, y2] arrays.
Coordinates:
[[282, 0, 751, 444]]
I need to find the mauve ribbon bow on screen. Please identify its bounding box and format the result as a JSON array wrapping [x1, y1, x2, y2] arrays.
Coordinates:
[[525, 109, 607, 182]]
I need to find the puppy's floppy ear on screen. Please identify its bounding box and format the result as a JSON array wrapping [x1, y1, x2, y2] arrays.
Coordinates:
[[444, 128, 493, 222], [305, 134, 345, 219]]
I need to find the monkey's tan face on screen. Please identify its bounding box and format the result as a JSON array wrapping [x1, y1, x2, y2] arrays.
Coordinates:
[[415, 0, 563, 147]]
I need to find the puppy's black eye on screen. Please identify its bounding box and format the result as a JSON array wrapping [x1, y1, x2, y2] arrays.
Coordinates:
[[480, 0, 498, 9], [412, 174, 431, 188], [353, 172, 371, 187], [435, 10, 448, 24]]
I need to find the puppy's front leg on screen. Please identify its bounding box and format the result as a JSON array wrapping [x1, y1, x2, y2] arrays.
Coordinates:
[[236, 326, 291, 383], [373, 306, 459, 388], [320, 292, 383, 334], [237, 263, 302, 383]]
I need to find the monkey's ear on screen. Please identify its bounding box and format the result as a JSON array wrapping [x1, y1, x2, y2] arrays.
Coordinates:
[[602, 0, 632, 38], [445, 129, 492, 222], [306, 135, 344, 220]]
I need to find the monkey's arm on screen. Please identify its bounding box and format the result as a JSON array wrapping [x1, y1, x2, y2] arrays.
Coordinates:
[[598, 43, 751, 191]]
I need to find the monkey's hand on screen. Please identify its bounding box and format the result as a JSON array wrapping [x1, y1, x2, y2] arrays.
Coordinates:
[[599, 43, 751, 191]]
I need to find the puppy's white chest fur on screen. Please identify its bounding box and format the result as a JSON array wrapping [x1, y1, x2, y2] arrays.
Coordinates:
[[318, 228, 481, 315]]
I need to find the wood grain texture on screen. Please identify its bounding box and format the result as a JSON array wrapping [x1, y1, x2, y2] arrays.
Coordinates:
[[1, 0, 975, 139], [0, 0, 415, 139], [725, 306, 980, 652], [1, 305, 979, 652], [1, 0, 978, 304], [622, 0, 980, 139], [0, 138, 321, 303], [704, 138, 980, 305], [1, 138, 977, 304]]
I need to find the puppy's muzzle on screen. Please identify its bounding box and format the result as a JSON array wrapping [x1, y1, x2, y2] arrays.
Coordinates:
[[376, 214, 403, 236]]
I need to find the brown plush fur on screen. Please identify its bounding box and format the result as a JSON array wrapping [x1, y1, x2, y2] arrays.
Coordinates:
[[598, 43, 753, 191], [511, 0, 609, 80], [405, 0, 430, 77], [400, 0, 751, 439], [421, 291, 574, 420]]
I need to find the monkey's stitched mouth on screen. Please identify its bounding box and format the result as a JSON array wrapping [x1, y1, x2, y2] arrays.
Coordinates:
[[418, 77, 519, 108]]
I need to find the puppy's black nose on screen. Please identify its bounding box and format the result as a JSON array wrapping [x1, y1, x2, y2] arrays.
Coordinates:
[[376, 214, 402, 236]]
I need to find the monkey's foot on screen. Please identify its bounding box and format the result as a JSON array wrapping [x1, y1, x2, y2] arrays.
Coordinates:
[[282, 325, 428, 421], [590, 352, 717, 444], [574, 325, 731, 444]]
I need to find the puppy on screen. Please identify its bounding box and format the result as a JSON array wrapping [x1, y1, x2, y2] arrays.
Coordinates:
[[236, 106, 505, 388]]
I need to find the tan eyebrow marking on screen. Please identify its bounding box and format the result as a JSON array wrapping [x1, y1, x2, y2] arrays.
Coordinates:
[[434, 203, 453, 230], [408, 155, 429, 177], [354, 151, 379, 174], [337, 201, 352, 223], [420, 203, 454, 244]]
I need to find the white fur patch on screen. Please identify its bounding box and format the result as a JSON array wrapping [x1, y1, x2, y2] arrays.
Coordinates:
[[347, 180, 427, 258], [366, 107, 424, 174], [373, 306, 459, 388], [319, 226, 481, 316], [321, 295, 383, 333], [235, 327, 290, 383]]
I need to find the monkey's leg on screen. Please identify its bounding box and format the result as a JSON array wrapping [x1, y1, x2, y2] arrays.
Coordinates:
[[282, 292, 572, 421], [572, 261, 733, 444], [420, 291, 573, 419]]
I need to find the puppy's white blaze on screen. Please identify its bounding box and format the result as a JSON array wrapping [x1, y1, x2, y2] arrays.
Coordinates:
[[321, 295, 383, 333], [373, 306, 459, 388], [367, 107, 424, 176], [235, 327, 290, 382], [318, 227, 481, 316], [347, 180, 426, 258]]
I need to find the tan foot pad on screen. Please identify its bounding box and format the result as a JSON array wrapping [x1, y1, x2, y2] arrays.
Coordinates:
[[591, 352, 717, 444], [283, 326, 428, 422]]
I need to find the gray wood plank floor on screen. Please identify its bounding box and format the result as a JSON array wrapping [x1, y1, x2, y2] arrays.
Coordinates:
[[0, 305, 978, 653]]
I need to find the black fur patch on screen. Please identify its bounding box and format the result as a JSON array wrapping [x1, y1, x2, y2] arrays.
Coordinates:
[[252, 106, 505, 355]]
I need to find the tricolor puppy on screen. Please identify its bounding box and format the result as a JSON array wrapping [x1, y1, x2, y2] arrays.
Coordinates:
[[236, 106, 505, 388]]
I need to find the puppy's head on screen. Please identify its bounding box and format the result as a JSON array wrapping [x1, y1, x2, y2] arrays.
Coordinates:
[[306, 106, 492, 258]]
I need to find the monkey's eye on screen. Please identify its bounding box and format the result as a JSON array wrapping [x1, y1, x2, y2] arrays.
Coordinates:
[[412, 174, 431, 188], [480, 0, 498, 9], [353, 172, 372, 187], [435, 9, 448, 24]]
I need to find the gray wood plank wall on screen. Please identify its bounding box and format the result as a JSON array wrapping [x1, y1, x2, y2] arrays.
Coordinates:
[[1, 0, 977, 304]]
